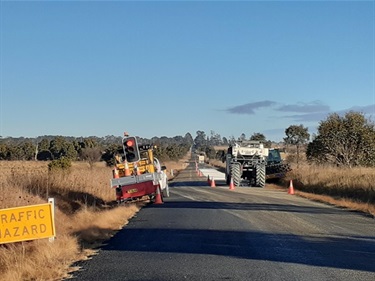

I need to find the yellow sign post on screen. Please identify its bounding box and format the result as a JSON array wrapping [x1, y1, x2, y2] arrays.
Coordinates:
[[0, 198, 56, 244]]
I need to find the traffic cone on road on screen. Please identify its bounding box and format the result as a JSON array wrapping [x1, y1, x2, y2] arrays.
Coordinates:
[[199, 170, 203, 177], [229, 178, 235, 190], [210, 177, 216, 188], [154, 186, 164, 204], [113, 167, 119, 179], [288, 179, 295, 195]]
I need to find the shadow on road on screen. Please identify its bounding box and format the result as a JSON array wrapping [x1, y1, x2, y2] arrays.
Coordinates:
[[151, 200, 353, 215], [103, 227, 375, 273]]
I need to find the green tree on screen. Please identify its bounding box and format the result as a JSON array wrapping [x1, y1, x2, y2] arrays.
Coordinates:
[[209, 130, 222, 146], [82, 138, 98, 148], [194, 131, 207, 149], [38, 139, 50, 151], [184, 132, 194, 145], [6, 144, 24, 160], [0, 143, 8, 160], [239, 133, 246, 141], [204, 146, 216, 159], [20, 141, 36, 160], [307, 111, 375, 167], [284, 124, 310, 166], [49, 136, 68, 159], [249, 133, 272, 148], [102, 144, 122, 166], [65, 143, 78, 160], [49, 137, 78, 160], [250, 133, 266, 142]]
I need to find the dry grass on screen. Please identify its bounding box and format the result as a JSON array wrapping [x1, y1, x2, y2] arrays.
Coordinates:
[[0, 160, 142, 280], [0, 157, 189, 281], [286, 163, 375, 216], [208, 159, 375, 216], [292, 190, 375, 217], [0, 235, 82, 281]]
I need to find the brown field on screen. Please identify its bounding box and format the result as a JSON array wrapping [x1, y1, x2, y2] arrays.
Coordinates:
[[0, 158, 188, 281], [209, 159, 375, 217]]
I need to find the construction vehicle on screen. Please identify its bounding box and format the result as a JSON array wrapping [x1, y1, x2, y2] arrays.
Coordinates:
[[266, 148, 290, 180], [197, 154, 205, 163], [223, 141, 290, 187], [110, 133, 169, 203]]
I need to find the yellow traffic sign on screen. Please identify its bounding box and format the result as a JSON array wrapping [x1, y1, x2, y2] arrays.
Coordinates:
[[0, 199, 56, 244]]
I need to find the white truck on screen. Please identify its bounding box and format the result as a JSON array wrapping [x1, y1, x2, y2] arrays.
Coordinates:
[[224, 140, 268, 187], [198, 155, 205, 163]]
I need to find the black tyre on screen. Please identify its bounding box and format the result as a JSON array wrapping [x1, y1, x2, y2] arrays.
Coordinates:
[[256, 163, 266, 187], [226, 173, 231, 185], [231, 163, 241, 186]]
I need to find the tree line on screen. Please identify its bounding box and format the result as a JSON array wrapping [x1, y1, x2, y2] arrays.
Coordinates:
[[0, 133, 194, 166], [1, 111, 374, 168]]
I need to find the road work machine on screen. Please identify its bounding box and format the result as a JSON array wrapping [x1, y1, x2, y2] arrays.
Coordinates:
[[223, 141, 290, 187], [110, 133, 169, 203]]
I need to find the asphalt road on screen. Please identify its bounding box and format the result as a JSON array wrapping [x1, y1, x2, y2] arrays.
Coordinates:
[[73, 161, 375, 281]]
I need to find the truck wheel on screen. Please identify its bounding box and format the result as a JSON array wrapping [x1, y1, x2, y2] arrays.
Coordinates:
[[231, 163, 241, 186], [256, 164, 266, 187]]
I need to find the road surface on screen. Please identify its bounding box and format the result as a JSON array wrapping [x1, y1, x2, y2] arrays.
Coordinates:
[[73, 161, 375, 281]]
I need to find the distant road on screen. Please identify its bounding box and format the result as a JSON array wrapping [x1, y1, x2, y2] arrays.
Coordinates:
[[73, 161, 375, 281]]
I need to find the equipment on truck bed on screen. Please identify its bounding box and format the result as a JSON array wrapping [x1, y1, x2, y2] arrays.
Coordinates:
[[110, 133, 169, 203]]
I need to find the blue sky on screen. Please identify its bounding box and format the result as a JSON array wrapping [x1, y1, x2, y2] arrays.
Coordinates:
[[1, 1, 374, 142]]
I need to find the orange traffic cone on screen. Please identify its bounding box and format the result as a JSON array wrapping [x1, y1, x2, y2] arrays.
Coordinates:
[[124, 161, 131, 176], [229, 178, 235, 190], [210, 177, 216, 188], [153, 186, 164, 204], [199, 170, 203, 177], [134, 164, 141, 175], [288, 179, 295, 195], [113, 167, 119, 179]]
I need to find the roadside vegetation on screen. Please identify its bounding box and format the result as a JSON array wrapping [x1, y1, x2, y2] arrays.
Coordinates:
[[0, 157, 187, 281], [285, 112, 375, 216], [208, 112, 375, 217], [287, 163, 375, 216], [0, 161, 141, 280]]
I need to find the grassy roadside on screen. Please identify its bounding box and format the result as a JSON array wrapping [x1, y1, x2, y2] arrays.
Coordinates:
[[208, 159, 375, 217], [286, 163, 375, 217], [0, 158, 188, 281]]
